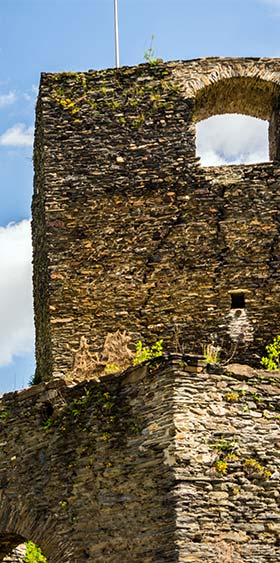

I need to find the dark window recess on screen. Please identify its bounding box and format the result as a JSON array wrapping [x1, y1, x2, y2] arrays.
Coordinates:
[[40, 402, 54, 425], [231, 293, 245, 309]]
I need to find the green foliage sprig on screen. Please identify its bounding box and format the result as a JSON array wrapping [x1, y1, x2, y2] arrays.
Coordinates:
[[104, 363, 120, 374], [0, 409, 10, 420], [133, 339, 163, 366], [24, 542, 47, 563], [143, 34, 157, 65], [214, 439, 238, 454], [261, 335, 280, 370]]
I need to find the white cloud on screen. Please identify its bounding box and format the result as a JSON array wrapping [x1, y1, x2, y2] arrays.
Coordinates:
[[196, 114, 269, 166], [0, 91, 16, 108], [0, 220, 34, 366], [258, 0, 280, 14], [23, 84, 38, 103], [0, 123, 34, 147]]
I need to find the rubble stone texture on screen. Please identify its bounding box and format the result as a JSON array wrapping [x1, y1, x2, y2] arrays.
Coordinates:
[[0, 358, 279, 563], [2, 57, 278, 562], [32, 57, 280, 381]]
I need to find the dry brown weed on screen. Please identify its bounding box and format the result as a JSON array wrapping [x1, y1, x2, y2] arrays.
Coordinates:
[[67, 331, 134, 383]]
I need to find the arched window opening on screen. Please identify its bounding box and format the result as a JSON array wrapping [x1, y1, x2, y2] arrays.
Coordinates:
[[196, 114, 269, 166], [193, 76, 280, 164]]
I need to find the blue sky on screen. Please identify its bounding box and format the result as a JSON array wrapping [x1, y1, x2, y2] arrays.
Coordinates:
[[0, 0, 279, 393]]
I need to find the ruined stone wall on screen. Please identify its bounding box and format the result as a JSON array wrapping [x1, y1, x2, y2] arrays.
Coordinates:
[[0, 361, 177, 563], [0, 359, 279, 562], [173, 361, 280, 562], [33, 57, 280, 380]]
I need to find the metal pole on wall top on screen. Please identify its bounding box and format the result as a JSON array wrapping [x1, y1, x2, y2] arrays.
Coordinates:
[[114, 0, 120, 68]]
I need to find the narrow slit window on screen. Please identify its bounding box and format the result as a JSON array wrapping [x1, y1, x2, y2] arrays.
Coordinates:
[[231, 292, 245, 309], [196, 114, 269, 166]]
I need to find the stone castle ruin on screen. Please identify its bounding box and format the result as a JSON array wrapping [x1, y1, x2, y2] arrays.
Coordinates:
[[33, 57, 280, 382], [0, 58, 279, 563]]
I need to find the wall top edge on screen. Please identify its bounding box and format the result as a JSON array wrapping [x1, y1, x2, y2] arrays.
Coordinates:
[[1, 354, 279, 409], [39, 56, 280, 79]]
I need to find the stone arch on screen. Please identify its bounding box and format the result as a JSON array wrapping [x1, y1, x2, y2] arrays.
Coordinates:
[[172, 59, 280, 160], [0, 493, 73, 563], [193, 77, 280, 161], [0, 534, 25, 562], [193, 76, 278, 121]]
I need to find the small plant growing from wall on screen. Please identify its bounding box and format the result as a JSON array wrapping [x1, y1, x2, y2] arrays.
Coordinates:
[[143, 34, 157, 65], [215, 459, 228, 474], [102, 330, 135, 371], [261, 335, 280, 370], [133, 339, 163, 365], [66, 332, 165, 382], [243, 458, 272, 480], [24, 542, 47, 563], [202, 343, 221, 364], [67, 331, 135, 382]]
